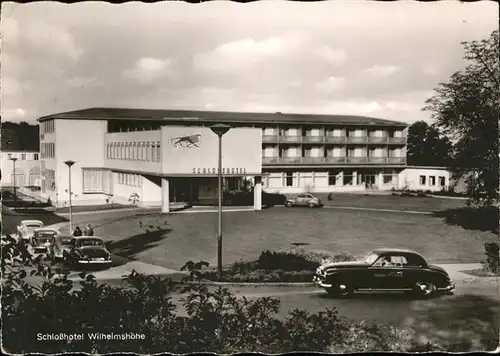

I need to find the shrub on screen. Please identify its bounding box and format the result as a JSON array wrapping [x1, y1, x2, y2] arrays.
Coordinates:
[[483, 241, 500, 274]]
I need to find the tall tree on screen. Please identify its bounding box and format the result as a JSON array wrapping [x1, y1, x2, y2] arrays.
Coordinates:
[[423, 30, 499, 207], [407, 120, 452, 167]]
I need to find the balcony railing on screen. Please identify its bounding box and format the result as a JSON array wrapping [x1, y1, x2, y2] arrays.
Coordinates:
[[367, 136, 388, 144], [262, 156, 407, 165], [262, 135, 279, 143], [302, 136, 325, 143], [346, 137, 368, 144], [388, 137, 406, 144], [280, 136, 302, 143], [325, 136, 347, 144]]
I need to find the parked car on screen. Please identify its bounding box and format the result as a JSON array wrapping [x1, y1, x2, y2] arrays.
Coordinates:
[[31, 228, 59, 254], [63, 236, 112, 267], [313, 248, 455, 298], [285, 194, 323, 208], [16, 220, 44, 242], [47, 234, 73, 261]]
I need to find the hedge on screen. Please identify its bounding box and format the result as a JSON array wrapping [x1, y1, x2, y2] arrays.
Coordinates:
[[183, 249, 356, 282]]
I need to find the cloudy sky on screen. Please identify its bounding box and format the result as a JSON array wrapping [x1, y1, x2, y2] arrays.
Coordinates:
[[1, 1, 497, 124]]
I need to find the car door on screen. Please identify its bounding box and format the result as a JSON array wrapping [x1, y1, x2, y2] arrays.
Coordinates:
[[368, 255, 405, 289], [296, 194, 306, 206]]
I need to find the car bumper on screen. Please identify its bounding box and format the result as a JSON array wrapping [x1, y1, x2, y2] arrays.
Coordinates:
[[313, 275, 332, 288], [437, 281, 455, 293], [76, 259, 112, 265]]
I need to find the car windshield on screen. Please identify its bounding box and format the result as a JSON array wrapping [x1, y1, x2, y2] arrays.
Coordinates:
[[364, 253, 379, 264], [60, 238, 72, 245], [36, 237, 49, 243], [80, 239, 104, 247]]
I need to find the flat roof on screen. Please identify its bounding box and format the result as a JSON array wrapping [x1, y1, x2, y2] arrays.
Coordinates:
[[38, 107, 409, 127]]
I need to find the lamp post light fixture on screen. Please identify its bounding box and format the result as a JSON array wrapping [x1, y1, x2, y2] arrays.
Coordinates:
[[64, 160, 76, 233], [9, 155, 18, 208], [209, 123, 231, 281]]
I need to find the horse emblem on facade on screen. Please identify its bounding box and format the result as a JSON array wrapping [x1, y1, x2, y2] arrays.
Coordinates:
[[170, 133, 202, 148]]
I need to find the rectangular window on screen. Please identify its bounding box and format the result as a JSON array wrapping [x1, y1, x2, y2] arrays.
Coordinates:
[[285, 172, 293, 187], [132, 143, 136, 160], [156, 141, 161, 162], [383, 174, 394, 185], [128, 143, 133, 160], [82, 168, 104, 193], [146, 143, 151, 161], [34, 153, 39, 161], [439, 176, 446, 187], [138, 143, 143, 160], [419, 175, 426, 186], [21, 154, 26, 160], [429, 176, 436, 186], [151, 142, 157, 162], [343, 172, 353, 186], [328, 171, 337, 186]]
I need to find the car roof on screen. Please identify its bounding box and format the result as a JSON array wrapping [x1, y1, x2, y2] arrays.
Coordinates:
[[72, 236, 104, 240], [22, 220, 44, 225], [34, 228, 58, 232], [372, 248, 424, 257]]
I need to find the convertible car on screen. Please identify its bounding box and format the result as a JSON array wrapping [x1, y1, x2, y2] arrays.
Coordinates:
[[17, 220, 44, 242], [313, 248, 455, 298], [31, 228, 59, 254], [63, 236, 112, 268]]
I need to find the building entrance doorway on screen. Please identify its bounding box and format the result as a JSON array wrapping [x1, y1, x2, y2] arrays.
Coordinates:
[[359, 171, 377, 188]]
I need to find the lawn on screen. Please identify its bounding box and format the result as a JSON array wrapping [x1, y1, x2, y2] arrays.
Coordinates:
[[54, 207, 495, 271], [318, 193, 467, 212]]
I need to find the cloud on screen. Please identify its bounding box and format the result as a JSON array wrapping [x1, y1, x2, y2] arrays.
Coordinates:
[[362, 65, 400, 77], [313, 76, 346, 94], [23, 21, 84, 60], [1, 77, 32, 96], [317, 46, 347, 65], [193, 35, 305, 73], [122, 57, 174, 84], [2, 108, 27, 120]]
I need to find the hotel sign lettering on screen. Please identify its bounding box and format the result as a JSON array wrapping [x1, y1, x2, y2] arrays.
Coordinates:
[[193, 167, 247, 175]]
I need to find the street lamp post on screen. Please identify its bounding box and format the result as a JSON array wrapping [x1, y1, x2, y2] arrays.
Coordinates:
[[209, 124, 231, 281], [9, 156, 18, 208], [64, 160, 76, 233]]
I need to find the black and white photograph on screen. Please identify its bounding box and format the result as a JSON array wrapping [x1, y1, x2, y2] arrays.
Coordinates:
[[1, 0, 499, 353]]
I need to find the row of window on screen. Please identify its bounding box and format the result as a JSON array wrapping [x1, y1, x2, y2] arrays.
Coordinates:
[[117, 173, 142, 187], [106, 141, 161, 162], [41, 120, 55, 134], [419, 175, 446, 187], [266, 171, 397, 188], [41, 143, 55, 159], [5, 153, 39, 161], [263, 128, 405, 138]]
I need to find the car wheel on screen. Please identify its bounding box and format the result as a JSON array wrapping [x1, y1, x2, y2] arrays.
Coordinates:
[[308, 203, 315, 208], [285, 202, 293, 207], [326, 282, 353, 298], [413, 281, 436, 298]]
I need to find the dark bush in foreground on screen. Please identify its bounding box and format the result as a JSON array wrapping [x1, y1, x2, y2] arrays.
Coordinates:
[[2, 234, 496, 353]]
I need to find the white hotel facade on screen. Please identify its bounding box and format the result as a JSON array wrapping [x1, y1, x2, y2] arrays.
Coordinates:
[[37, 108, 452, 212]]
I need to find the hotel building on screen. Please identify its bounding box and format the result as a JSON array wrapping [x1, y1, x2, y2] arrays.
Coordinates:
[[36, 107, 443, 212]]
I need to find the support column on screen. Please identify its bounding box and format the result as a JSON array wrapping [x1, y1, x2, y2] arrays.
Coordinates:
[[254, 176, 262, 211], [378, 172, 384, 189], [161, 178, 170, 213], [352, 171, 358, 186]]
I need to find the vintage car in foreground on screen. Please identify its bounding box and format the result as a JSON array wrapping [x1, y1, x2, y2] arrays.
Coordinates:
[[63, 236, 112, 267], [47, 234, 73, 261], [17, 220, 45, 241], [31, 228, 59, 254], [285, 194, 323, 208], [313, 248, 455, 298]]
